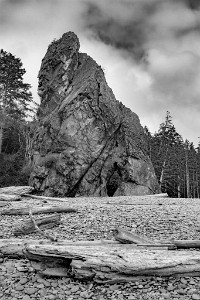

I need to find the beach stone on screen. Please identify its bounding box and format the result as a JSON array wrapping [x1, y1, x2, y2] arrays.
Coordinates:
[[180, 278, 188, 284], [167, 285, 175, 291], [51, 282, 58, 288], [79, 291, 89, 298], [22, 296, 31, 300], [25, 287, 37, 295], [43, 280, 51, 287], [65, 291, 72, 295], [192, 295, 200, 300], [15, 284, 24, 291], [127, 296, 136, 300], [71, 285, 80, 293], [109, 284, 119, 291], [37, 283, 44, 289], [19, 278, 28, 285], [39, 288, 47, 297], [188, 289, 198, 294], [48, 295, 56, 300]]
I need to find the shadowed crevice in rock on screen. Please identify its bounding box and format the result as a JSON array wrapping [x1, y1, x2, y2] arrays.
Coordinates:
[[29, 31, 160, 197]]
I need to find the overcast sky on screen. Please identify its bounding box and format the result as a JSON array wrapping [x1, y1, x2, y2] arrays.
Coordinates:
[[1, 0, 200, 145]]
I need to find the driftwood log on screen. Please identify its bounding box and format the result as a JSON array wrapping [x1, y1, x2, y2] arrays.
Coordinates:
[[0, 194, 21, 201], [0, 186, 34, 195], [23, 241, 200, 281], [0, 201, 9, 207], [1, 204, 77, 215], [2, 238, 200, 282], [113, 228, 156, 245], [23, 194, 71, 202], [13, 214, 61, 236]]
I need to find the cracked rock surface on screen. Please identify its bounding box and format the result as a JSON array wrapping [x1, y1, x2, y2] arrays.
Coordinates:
[[29, 31, 159, 197]]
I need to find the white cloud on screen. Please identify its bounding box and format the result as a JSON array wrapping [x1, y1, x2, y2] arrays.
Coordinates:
[[0, 0, 200, 144]]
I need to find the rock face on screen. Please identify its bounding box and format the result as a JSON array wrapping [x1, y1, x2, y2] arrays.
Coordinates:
[[29, 32, 160, 197]]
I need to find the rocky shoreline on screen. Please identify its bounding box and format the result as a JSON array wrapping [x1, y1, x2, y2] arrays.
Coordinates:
[[1, 195, 200, 299]]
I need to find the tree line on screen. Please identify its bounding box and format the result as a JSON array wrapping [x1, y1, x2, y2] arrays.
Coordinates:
[[144, 111, 200, 198], [0, 49, 37, 186], [0, 49, 199, 198]]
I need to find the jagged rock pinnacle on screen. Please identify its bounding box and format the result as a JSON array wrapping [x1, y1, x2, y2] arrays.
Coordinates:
[[29, 31, 160, 197]]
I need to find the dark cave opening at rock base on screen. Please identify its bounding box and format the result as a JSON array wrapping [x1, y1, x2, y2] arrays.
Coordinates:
[[106, 163, 122, 197]]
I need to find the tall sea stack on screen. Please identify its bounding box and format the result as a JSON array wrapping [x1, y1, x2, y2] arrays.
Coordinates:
[[29, 32, 160, 197]]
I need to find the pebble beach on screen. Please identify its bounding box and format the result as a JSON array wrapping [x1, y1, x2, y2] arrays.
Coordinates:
[[1, 195, 200, 300]]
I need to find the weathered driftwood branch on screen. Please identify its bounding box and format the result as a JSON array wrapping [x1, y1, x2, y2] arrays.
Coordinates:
[[113, 228, 200, 250], [113, 227, 156, 245], [0, 186, 34, 195], [13, 213, 61, 236], [148, 193, 168, 197], [0, 194, 21, 201], [172, 240, 200, 249], [28, 209, 58, 242], [1, 204, 77, 215], [23, 194, 71, 202]]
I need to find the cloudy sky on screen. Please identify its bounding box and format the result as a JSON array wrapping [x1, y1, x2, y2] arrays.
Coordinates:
[[1, 0, 200, 145]]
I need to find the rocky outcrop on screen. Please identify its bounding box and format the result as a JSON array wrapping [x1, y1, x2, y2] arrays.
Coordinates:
[[29, 32, 160, 197]]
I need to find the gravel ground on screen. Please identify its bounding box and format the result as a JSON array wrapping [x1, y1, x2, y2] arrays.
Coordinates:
[[1, 195, 200, 300]]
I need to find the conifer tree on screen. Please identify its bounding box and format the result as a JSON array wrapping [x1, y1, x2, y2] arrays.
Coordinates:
[[0, 49, 33, 153]]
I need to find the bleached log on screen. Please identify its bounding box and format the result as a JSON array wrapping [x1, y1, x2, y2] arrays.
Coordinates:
[[0, 239, 43, 258], [113, 227, 156, 245], [25, 242, 200, 282], [148, 193, 168, 197], [0, 239, 120, 258], [0, 194, 21, 201], [2, 238, 200, 282], [13, 214, 61, 236], [0, 186, 34, 195], [173, 240, 200, 249], [0, 201, 9, 207], [113, 229, 200, 250], [23, 194, 69, 202], [1, 204, 77, 215]]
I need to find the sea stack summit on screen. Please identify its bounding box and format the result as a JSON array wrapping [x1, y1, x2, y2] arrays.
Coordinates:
[[29, 32, 160, 197]]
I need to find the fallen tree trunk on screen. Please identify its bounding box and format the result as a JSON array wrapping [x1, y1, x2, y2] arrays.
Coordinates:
[[2, 238, 200, 282], [13, 214, 61, 236], [0, 194, 21, 201], [0, 186, 34, 195], [23, 194, 70, 202], [1, 204, 77, 215], [25, 242, 200, 282]]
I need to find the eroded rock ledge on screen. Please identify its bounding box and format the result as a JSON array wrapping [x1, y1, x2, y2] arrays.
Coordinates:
[[29, 31, 159, 197]]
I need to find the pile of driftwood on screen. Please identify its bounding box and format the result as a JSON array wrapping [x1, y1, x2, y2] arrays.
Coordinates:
[[1, 186, 200, 283], [0, 186, 77, 238]]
